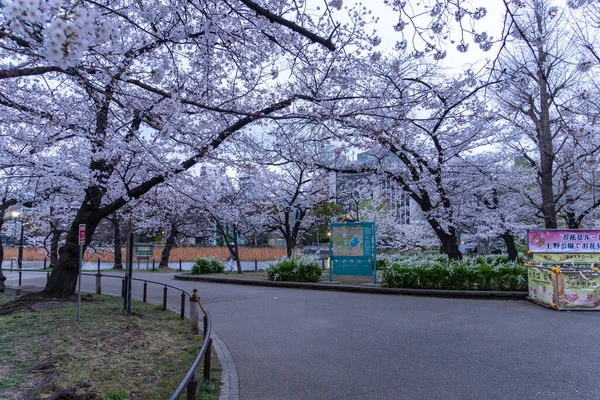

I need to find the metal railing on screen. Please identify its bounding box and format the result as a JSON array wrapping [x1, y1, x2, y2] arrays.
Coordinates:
[[81, 272, 214, 398], [169, 307, 213, 400], [1, 266, 51, 286], [8, 270, 214, 399]]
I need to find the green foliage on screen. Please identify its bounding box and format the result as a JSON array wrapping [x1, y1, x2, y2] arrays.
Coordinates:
[[101, 390, 131, 400], [267, 257, 322, 283], [378, 254, 528, 291], [303, 201, 343, 244], [191, 257, 225, 274]]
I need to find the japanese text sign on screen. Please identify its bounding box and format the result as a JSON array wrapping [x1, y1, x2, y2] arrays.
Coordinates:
[[528, 230, 600, 253]]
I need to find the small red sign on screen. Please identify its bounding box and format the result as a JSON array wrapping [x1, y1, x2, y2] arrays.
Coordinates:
[[78, 224, 86, 245]]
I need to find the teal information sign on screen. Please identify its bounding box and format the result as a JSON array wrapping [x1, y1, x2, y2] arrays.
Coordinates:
[[329, 222, 376, 283], [134, 243, 154, 258]]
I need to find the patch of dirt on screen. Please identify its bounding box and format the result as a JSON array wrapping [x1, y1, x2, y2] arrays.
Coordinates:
[[0, 293, 96, 316], [31, 302, 75, 312], [39, 381, 96, 400], [3, 355, 80, 400], [0, 292, 47, 316], [26, 354, 69, 373]]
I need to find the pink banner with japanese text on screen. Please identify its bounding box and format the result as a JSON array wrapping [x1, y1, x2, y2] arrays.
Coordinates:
[[528, 230, 600, 253]]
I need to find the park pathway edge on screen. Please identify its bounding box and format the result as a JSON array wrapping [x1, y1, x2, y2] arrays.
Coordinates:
[[174, 274, 528, 300]]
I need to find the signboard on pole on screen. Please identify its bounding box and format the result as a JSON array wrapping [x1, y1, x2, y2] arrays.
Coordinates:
[[78, 224, 86, 245], [77, 224, 85, 322], [329, 222, 376, 283], [134, 243, 154, 258], [528, 229, 600, 253]]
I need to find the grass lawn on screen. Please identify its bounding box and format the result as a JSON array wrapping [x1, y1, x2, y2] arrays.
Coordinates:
[[0, 293, 220, 399]]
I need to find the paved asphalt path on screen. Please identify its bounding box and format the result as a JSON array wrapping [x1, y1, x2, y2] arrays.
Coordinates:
[[6, 271, 600, 400]]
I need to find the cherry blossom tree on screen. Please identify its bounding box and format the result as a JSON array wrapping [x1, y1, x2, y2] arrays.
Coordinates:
[[251, 164, 331, 257], [310, 56, 498, 259], [132, 179, 203, 268], [208, 177, 263, 274], [493, 0, 600, 229], [1, 0, 377, 297]]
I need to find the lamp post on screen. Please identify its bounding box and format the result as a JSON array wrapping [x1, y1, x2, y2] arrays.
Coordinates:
[[10, 211, 24, 285], [18, 221, 24, 271]]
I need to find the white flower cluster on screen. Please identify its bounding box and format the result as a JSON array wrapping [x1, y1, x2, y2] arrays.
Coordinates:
[[328, 0, 343, 11], [2, 0, 118, 67], [566, 0, 596, 9], [3, 0, 48, 22]]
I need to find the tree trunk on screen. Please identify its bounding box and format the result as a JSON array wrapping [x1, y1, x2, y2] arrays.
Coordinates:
[[431, 224, 462, 260], [113, 216, 123, 269], [535, 10, 558, 229], [0, 219, 5, 292], [49, 229, 61, 267], [159, 225, 177, 268], [233, 224, 242, 274], [43, 210, 103, 298], [501, 232, 518, 261], [0, 203, 14, 292], [565, 212, 578, 229], [564, 197, 579, 228], [285, 236, 294, 258], [440, 232, 462, 260]]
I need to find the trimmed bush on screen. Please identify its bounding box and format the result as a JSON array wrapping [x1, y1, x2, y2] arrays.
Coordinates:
[[191, 257, 224, 274], [267, 257, 322, 283], [378, 254, 527, 291]]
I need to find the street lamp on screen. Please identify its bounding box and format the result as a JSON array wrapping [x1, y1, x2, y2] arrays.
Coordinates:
[[10, 211, 24, 284]]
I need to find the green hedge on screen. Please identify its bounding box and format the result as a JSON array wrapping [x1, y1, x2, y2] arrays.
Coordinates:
[[191, 257, 224, 274], [267, 257, 322, 283], [379, 254, 527, 291]]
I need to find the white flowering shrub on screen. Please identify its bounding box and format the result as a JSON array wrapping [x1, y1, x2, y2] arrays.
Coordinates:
[[267, 257, 322, 283], [191, 257, 224, 274]]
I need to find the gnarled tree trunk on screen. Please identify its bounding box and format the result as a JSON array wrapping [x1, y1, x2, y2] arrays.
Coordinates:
[[49, 229, 61, 267], [0, 227, 5, 292], [435, 228, 462, 260], [113, 215, 123, 269], [0, 198, 18, 292], [43, 208, 103, 298], [159, 223, 178, 268], [501, 232, 518, 261]]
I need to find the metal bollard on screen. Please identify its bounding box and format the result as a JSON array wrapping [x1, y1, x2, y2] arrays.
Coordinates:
[[255, 259, 258, 271], [189, 289, 201, 335], [152, 259, 155, 271], [203, 338, 213, 381], [10, 259, 13, 271], [179, 259, 182, 271], [186, 376, 198, 400], [143, 281, 147, 303], [95, 273, 102, 295], [123, 278, 127, 310], [44, 258, 47, 270], [163, 286, 167, 310], [180, 292, 186, 320]]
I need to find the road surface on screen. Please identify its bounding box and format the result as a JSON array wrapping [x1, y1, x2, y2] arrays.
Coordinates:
[[5, 270, 599, 400]]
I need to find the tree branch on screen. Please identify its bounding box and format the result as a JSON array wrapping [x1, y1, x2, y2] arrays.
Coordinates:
[[237, 0, 336, 51]]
